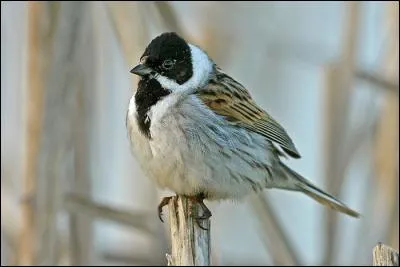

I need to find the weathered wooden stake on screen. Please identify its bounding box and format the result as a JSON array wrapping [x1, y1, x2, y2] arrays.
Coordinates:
[[373, 243, 399, 266], [166, 196, 211, 266]]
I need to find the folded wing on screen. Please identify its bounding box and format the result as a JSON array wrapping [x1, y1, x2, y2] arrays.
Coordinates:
[[196, 67, 301, 159]]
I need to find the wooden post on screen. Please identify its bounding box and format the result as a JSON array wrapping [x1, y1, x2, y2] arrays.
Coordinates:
[[166, 196, 211, 266], [373, 243, 399, 266]]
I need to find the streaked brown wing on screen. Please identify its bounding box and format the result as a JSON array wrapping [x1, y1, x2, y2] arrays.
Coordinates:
[[196, 68, 301, 159]]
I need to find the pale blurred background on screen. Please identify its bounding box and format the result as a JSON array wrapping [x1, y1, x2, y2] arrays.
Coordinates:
[[1, 1, 398, 266]]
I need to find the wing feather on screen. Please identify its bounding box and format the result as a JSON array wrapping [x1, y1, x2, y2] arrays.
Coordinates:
[[196, 68, 301, 159]]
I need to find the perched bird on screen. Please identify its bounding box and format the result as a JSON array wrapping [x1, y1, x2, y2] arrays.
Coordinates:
[[126, 32, 360, 227]]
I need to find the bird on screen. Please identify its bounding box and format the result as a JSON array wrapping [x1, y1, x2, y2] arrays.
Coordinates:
[[126, 32, 360, 228]]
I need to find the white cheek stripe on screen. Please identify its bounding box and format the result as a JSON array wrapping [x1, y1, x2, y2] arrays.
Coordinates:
[[155, 44, 213, 92]]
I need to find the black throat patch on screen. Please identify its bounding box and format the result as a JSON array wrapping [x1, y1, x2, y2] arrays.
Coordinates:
[[135, 78, 171, 139]]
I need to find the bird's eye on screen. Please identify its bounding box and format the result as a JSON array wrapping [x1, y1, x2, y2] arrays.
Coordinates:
[[140, 56, 148, 64], [162, 59, 174, 70]]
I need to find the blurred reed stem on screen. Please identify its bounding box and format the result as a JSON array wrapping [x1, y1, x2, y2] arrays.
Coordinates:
[[323, 2, 360, 264], [249, 194, 301, 265], [64, 193, 157, 236], [18, 2, 48, 264], [372, 0, 399, 253]]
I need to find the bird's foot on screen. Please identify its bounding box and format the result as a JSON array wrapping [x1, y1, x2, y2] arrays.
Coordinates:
[[187, 194, 212, 230], [157, 194, 212, 230]]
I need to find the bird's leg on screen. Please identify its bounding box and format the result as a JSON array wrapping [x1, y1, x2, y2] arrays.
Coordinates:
[[187, 193, 212, 230], [158, 196, 173, 223]]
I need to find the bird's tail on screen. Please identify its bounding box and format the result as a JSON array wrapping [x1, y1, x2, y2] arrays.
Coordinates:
[[278, 162, 360, 218]]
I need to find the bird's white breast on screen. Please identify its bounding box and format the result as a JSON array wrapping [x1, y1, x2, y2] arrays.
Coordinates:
[[126, 91, 277, 200]]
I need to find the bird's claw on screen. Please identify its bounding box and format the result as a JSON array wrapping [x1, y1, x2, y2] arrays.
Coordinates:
[[188, 195, 212, 230], [158, 196, 173, 223], [157, 195, 212, 231]]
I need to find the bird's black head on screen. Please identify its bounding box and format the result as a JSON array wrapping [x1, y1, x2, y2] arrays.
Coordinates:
[[131, 32, 193, 85]]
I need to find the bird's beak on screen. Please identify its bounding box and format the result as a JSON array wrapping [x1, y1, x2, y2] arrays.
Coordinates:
[[130, 64, 153, 76]]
